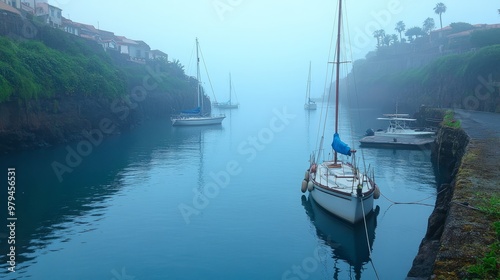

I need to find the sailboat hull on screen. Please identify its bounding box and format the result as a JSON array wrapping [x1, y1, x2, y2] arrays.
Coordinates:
[[310, 186, 374, 224], [214, 103, 239, 109], [309, 161, 375, 223], [304, 103, 317, 110], [171, 115, 225, 126]]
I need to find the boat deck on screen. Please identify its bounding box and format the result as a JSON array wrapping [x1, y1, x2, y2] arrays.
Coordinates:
[[315, 161, 371, 193]]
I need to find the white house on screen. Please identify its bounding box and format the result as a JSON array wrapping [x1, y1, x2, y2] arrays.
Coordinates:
[[116, 36, 151, 61], [62, 17, 80, 36]]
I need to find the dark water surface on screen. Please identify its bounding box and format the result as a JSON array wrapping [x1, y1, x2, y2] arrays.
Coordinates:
[[0, 95, 436, 279]]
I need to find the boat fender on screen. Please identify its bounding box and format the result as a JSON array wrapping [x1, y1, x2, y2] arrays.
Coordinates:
[[301, 180, 308, 193], [304, 171, 309, 181], [307, 181, 314, 192], [310, 164, 317, 173], [373, 185, 381, 199]]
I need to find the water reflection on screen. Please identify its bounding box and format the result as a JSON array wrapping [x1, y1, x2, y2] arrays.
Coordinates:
[[170, 125, 224, 192], [301, 194, 379, 280], [0, 121, 222, 277]]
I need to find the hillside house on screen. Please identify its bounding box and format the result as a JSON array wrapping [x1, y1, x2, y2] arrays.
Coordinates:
[[62, 17, 80, 36], [93, 29, 117, 51], [149, 49, 168, 61], [1, 0, 20, 9], [116, 36, 150, 62], [2, 1, 165, 64], [0, 1, 23, 36], [20, 0, 62, 28]]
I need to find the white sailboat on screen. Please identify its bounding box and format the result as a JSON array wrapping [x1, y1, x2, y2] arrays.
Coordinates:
[[304, 61, 317, 110], [213, 73, 239, 109], [301, 0, 379, 224], [171, 38, 225, 126]]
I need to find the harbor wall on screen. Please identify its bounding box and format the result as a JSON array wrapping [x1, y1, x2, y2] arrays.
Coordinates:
[[407, 126, 469, 279]]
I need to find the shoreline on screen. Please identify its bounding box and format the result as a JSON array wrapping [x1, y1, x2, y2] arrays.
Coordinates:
[[408, 110, 500, 279]]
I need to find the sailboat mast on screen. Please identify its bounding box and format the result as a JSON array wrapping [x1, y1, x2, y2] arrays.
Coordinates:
[[307, 61, 311, 102], [334, 0, 343, 164], [196, 38, 202, 113], [229, 73, 232, 104]]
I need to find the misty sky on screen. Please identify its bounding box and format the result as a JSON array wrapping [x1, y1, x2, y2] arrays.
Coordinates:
[[52, 0, 500, 101]]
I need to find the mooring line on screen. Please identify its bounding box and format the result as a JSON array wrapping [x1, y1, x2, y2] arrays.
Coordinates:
[[379, 185, 449, 207], [361, 198, 380, 280]]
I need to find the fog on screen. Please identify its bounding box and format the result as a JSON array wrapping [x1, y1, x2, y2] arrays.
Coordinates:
[[55, 0, 500, 102]]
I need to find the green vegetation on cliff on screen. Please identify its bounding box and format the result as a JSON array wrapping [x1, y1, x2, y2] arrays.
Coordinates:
[[0, 22, 198, 153], [0, 22, 194, 106], [349, 44, 500, 112], [399, 45, 500, 111], [0, 36, 126, 102]]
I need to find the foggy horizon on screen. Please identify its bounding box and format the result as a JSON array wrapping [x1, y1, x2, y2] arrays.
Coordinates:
[[52, 1, 500, 101]]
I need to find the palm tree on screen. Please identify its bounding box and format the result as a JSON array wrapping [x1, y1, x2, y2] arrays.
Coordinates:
[[434, 2, 447, 29], [373, 29, 385, 47], [382, 35, 392, 46], [395, 21, 406, 42], [391, 34, 399, 45], [423, 17, 436, 34]]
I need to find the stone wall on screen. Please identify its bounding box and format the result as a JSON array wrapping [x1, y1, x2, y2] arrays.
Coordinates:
[[407, 126, 469, 279]]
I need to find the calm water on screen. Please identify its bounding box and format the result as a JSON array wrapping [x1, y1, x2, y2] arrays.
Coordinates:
[[0, 95, 436, 279]]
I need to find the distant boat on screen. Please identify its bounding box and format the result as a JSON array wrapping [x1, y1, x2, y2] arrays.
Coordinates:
[[359, 113, 436, 148], [301, 194, 378, 279], [213, 73, 239, 109], [304, 61, 317, 110], [301, 0, 379, 224], [171, 38, 225, 126]]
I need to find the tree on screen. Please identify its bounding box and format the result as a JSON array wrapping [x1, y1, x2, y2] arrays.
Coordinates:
[[373, 29, 385, 47], [405, 27, 425, 42], [423, 17, 436, 34], [434, 2, 447, 29], [382, 34, 392, 46], [391, 34, 399, 45], [395, 21, 406, 42]]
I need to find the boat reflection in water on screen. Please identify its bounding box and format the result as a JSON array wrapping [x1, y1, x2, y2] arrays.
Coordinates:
[[301, 195, 379, 279]]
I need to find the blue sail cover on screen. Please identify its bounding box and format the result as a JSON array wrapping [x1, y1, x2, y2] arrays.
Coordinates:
[[181, 107, 201, 115], [331, 133, 352, 156]]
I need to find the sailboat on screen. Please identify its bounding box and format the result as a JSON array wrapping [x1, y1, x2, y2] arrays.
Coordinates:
[[301, 0, 379, 224], [304, 61, 317, 110], [213, 73, 239, 109], [171, 38, 226, 126]]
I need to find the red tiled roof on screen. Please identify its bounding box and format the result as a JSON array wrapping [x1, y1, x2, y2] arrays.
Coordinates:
[[0, 2, 22, 16]]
